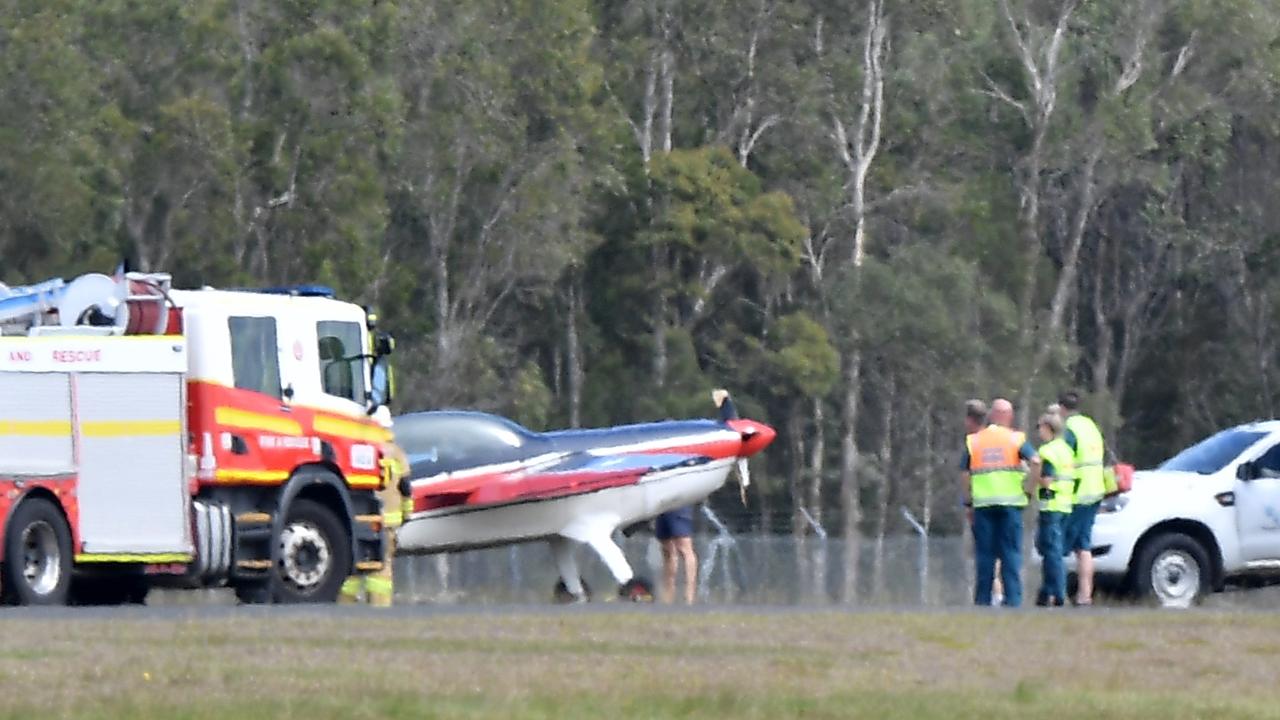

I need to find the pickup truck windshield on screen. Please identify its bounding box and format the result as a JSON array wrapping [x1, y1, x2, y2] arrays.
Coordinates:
[[1157, 429, 1267, 474]]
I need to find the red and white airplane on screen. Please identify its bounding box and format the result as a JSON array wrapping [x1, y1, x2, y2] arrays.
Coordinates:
[[391, 391, 775, 601]]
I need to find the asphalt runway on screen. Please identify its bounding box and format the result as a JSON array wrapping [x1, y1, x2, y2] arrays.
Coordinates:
[[0, 590, 1276, 620]]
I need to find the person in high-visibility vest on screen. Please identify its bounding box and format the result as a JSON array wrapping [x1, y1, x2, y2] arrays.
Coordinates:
[[960, 398, 1041, 607], [340, 434, 408, 606], [961, 399, 1000, 606], [1034, 412, 1074, 607], [1058, 390, 1107, 606]]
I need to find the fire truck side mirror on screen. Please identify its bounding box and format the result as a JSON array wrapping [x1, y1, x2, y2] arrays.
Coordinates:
[[374, 331, 395, 357]]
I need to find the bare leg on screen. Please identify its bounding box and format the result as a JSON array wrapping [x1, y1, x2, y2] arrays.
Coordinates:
[[1076, 550, 1094, 604], [676, 537, 698, 604], [660, 539, 678, 604]]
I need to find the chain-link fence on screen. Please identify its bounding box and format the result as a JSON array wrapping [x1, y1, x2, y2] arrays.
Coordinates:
[[392, 520, 987, 606]]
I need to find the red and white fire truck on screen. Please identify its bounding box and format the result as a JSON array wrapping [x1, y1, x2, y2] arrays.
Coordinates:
[[0, 270, 397, 605]]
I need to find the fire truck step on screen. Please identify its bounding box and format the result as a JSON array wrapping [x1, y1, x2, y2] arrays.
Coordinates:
[[236, 559, 272, 570], [235, 512, 272, 524], [235, 529, 272, 544]]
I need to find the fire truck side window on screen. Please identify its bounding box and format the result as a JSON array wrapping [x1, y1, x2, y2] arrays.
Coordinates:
[[228, 316, 282, 398], [317, 321, 367, 403]]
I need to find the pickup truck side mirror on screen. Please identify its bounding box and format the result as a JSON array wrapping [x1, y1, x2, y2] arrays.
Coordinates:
[[1236, 461, 1257, 481]]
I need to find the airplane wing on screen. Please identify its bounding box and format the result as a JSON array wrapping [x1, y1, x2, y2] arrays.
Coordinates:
[[411, 452, 709, 513]]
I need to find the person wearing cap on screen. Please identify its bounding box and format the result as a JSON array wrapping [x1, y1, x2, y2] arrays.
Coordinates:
[[961, 399, 1001, 605], [1034, 412, 1074, 606], [960, 398, 1041, 607], [1058, 390, 1106, 606]]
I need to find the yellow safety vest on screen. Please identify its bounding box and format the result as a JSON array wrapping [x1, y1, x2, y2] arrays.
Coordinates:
[[968, 425, 1029, 508], [1037, 438, 1075, 513], [1065, 414, 1105, 506]]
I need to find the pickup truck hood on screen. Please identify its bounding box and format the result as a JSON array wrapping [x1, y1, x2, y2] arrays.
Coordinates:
[[1129, 469, 1212, 495]]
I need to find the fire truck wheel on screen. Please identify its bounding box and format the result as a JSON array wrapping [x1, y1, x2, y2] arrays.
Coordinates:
[[273, 499, 352, 603], [1, 497, 72, 606]]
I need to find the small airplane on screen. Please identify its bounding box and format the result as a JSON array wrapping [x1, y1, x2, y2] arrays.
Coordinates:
[[391, 390, 776, 602]]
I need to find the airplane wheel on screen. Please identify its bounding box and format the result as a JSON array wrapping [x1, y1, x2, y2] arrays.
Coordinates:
[[553, 578, 591, 603], [619, 576, 654, 603]]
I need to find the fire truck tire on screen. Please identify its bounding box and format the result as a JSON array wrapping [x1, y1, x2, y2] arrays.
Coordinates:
[[272, 499, 352, 604], [1, 497, 73, 606]]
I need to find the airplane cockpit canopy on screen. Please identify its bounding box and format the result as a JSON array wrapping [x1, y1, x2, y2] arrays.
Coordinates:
[[393, 411, 543, 476]]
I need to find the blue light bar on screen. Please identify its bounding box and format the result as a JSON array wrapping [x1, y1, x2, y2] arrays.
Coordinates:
[[249, 285, 336, 298]]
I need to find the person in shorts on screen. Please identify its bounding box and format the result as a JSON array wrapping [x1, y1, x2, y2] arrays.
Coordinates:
[[655, 506, 698, 604]]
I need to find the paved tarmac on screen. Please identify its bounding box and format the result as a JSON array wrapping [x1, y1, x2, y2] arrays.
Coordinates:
[[0, 584, 1273, 620]]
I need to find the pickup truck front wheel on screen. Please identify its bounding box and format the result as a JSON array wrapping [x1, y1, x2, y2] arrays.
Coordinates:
[[1133, 533, 1209, 608]]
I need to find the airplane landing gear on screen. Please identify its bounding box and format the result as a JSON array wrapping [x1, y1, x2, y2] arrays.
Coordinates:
[[618, 576, 654, 603], [553, 577, 592, 604]]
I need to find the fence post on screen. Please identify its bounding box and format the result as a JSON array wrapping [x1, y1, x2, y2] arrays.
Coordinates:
[[900, 507, 928, 606], [699, 506, 739, 602], [799, 507, 828, 602]]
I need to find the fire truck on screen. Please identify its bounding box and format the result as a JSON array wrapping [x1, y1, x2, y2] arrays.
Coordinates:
[[0, 270, 397, 605]]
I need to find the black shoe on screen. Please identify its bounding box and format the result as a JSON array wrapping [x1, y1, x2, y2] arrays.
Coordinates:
[[1035, 595, 1050, 607]]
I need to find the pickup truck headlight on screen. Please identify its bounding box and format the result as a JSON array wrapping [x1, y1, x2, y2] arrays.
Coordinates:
[[1099, 494, 1129, 514]]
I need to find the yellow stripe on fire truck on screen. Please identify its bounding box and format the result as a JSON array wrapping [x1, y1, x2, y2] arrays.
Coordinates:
[[312, 415, 393, 444], [0, 419, 72, 436], [76, 552, 193, 563], [214, 468, 291, 483], [347, 474, 381, 489], [81, 420, 181, 437], [214, 407, 303, 436]]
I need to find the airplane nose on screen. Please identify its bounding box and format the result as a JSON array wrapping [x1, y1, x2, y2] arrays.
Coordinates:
[[727, 419, 777, 457]]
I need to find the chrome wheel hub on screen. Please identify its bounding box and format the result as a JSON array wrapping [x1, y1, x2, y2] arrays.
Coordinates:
[[279, 522, 330, 591], [22, 520, 61, 595], [1152, 549, 1200, 608]]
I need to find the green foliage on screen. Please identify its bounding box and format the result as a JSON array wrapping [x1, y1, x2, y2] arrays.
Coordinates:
[[764, 313, 839, 400], [3, 0, 1280, 535]]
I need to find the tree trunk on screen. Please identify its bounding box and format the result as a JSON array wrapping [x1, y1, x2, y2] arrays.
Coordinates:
[[1020, 144, 1103, 415], [566, 277, 584, 428], [830, 0, 887, 606], [657, 0, 675, 155], [788, 407, 810, 601], [651, 246, 668, 390], [872, 371, 895, 601], [839, 351, 862, 603], [1091, 238, 1114, 397], [808, 396, 827, 601]]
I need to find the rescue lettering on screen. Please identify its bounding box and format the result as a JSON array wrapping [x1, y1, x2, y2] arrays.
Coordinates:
[[52, 349, 102, 363]]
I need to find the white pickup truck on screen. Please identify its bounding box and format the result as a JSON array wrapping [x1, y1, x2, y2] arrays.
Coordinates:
[[1078, 420, 1280, 607]]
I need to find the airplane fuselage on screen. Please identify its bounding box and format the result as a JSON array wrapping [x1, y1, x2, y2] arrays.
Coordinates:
[[395, 456, 735, 554], [390, 408, 774, 598]]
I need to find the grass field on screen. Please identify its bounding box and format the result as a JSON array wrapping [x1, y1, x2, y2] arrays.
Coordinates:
[[1, 608, 1279, 719]]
